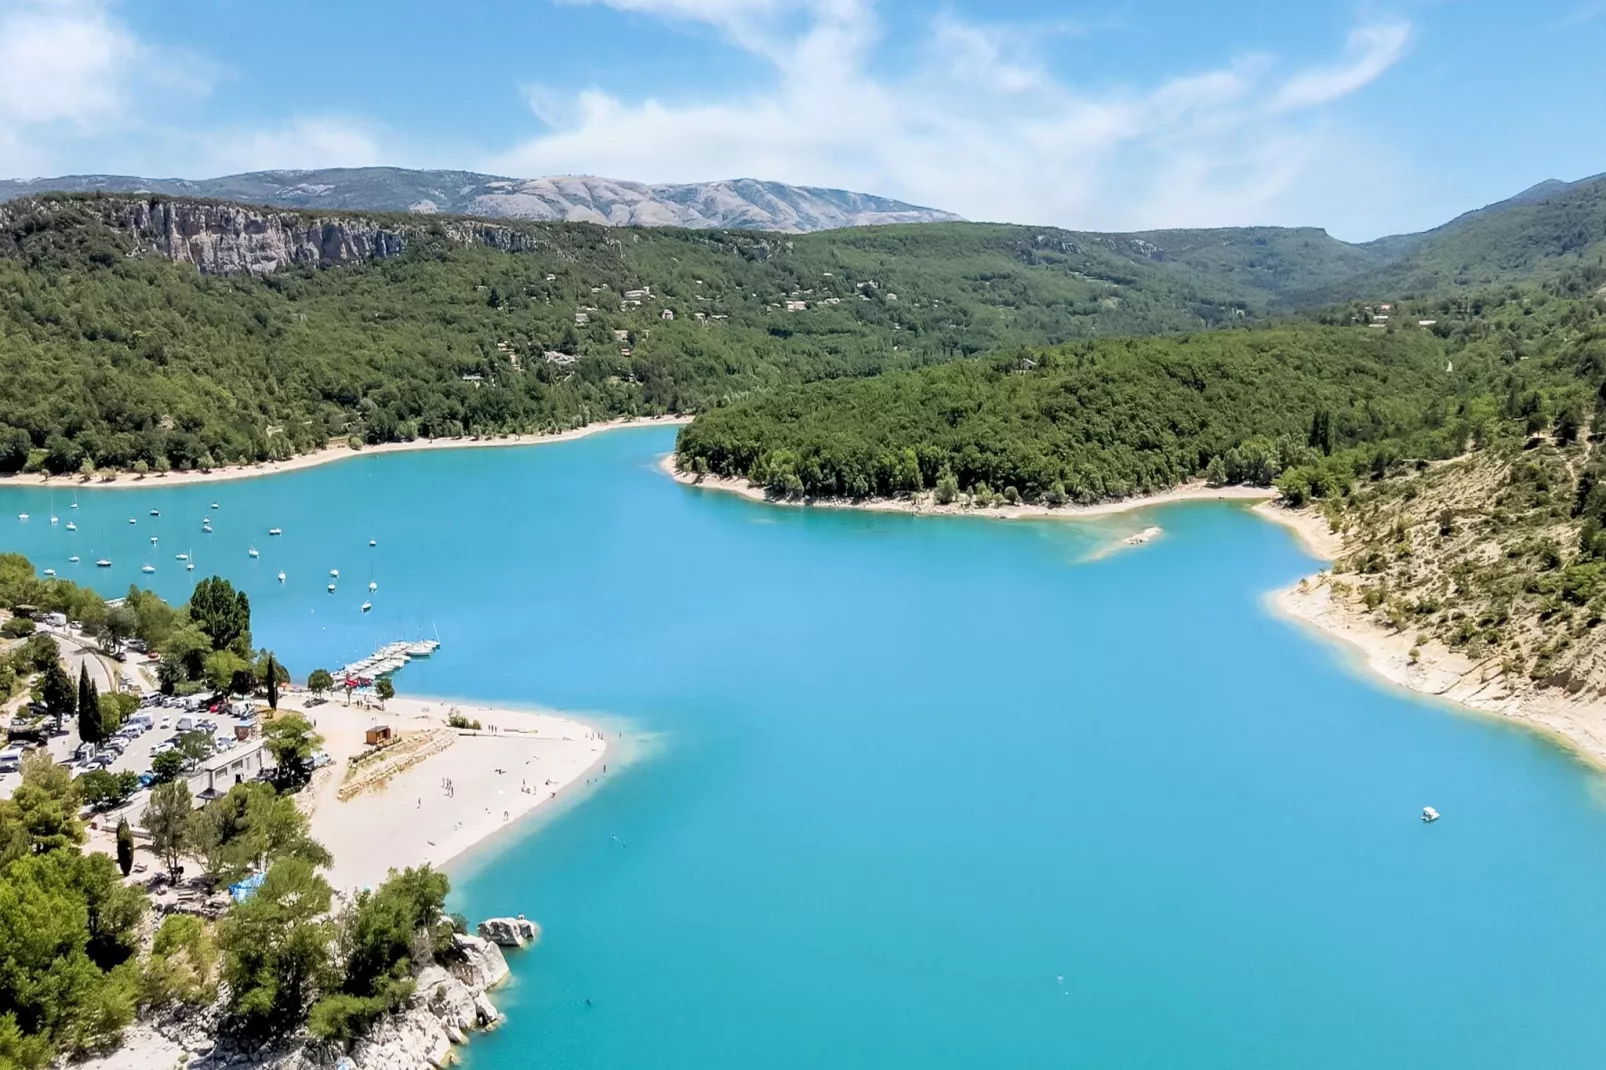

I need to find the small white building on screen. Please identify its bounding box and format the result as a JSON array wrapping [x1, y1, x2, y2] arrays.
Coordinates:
[[188, 740, 268, 802], [660, 308, 675, 321]]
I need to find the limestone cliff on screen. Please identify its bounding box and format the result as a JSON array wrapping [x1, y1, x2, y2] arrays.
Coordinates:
[[0, 195, 546, 277]]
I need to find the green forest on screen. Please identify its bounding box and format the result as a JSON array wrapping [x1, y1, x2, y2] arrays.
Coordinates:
[[0, 197, 1296, 475], [675, 286, 1606, 505], [3, 178, 1603, 479]]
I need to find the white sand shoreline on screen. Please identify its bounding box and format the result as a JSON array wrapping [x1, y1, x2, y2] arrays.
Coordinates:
[[0, 415, 688, 492], [278, 691, 619, 893]]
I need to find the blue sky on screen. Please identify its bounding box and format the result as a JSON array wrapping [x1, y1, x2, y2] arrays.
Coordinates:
[[0, 0, 1601, 240]]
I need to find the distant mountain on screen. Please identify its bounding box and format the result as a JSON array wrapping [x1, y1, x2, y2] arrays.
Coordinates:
[[0, 168, 963, 234]]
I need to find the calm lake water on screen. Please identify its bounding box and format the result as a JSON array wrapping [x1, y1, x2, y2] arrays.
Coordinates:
[[5, 426, 1606, 1068]]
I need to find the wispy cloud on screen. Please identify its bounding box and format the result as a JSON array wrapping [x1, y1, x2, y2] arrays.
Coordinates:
[[1270, 21, 1411, 112], [493, 1, 1415, 235]]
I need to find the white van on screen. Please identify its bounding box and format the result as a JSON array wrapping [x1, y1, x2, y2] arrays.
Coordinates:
[[0, 746, 24, 773], [176, 716, 195, 732]]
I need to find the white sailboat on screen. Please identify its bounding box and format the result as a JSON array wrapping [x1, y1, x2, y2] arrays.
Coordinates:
[[361, 601, 372, 613], [248, 547, 260, 558], [96, 559, 111, 568], [277, 571, 286, 583], [16, 513, 27, 521], [368, 581, 378, 592], [65, 521, 76, 531], [330, 569, 340, 578], [141, 564, 156, 574], [327, 582, 337, 593], [68, 555, 80, 563], [268, 528, 282, 536]]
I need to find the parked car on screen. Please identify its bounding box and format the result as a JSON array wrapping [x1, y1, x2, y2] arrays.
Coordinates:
[[158, 717, 171, 729]]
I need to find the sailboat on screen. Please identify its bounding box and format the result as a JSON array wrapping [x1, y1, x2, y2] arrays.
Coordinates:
[[248, 547, 260, 558], [149, 509, 160, 517], [185, 549, 195, 572], [96, 559, 111, 568], [141, 564, 156, 574], [16, 513, 27, 521], [127, 517, 137, 525], [69, 495, 77, 510], [368, 581, 378, 593], [68, 555, 80, 563], [361, 601, 372, 613], [175, 553, 187, 560], [150, 535, 158, 545], [277, 571, 286, 583], [268, 528, 282, 536], [65, 520, 76, 531], [326, 582, 337, 593], [369, 539, 377, 547], [330, 569, 340, 578]]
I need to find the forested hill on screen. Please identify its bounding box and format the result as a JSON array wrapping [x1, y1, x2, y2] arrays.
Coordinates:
[[674, 288, 1606, 506], [0, 195, 1357, 475], [0, 172, 1602, 478]]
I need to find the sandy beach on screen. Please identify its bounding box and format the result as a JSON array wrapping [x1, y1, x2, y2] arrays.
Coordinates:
[[659, 453, 1277, 520], [275, 692, 611, 893], [0, 415, 688, 492]]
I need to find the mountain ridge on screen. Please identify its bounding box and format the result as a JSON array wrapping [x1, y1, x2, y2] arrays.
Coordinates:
[[0, 167, 963, 235]]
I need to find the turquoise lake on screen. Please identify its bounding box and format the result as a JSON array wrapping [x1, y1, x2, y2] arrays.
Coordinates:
[[5, 425, 1606, 1067]]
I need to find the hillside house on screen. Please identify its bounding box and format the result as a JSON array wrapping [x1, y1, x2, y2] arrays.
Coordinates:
[[661, 309, 675, 321]]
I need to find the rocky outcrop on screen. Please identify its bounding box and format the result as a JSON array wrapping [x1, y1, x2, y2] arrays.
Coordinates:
[[477, 916, 539, 948], [0, 195, 550, 277], [114, 933, 516, 1070]]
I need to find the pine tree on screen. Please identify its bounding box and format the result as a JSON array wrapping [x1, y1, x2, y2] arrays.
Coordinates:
[[42, 658, 76, 726]]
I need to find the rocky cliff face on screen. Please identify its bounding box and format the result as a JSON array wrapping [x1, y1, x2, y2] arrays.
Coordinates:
[[0, 195, 546, 276]]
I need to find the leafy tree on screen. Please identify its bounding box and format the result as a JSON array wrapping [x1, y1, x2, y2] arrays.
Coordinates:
[[175, 730, 215, 767], [310, 866, 449, 1042], [186, 784, 329, 886], [143, 781, 192, 877], [114, 819, 134, 878], [187, 577, 251, 654], [4, 752, 83, 857], [149, 750, 186, 786], [306, 668, 334, 696], [99, 604, 138, 653], [77, 771, 139, 812], [262, 714, 323, 790], [375, 677, 394, 707], [0, 424, 31, 474], [40, 659, 75, 727], [217, 858, 336, 1040]]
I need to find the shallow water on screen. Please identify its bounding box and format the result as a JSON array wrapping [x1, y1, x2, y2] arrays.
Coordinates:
[[5, 427, 1606, 1068]]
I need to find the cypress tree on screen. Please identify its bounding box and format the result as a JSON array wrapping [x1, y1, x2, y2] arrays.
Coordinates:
[[77, 664, 92, 720], [266, 653, 279, 710], [115, 818, 134, 877]]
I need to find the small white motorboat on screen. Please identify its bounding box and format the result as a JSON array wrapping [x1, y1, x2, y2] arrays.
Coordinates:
[[269, 528, 282, 536], [43, 568, 55, 578], [330, 569, 340, 578], [175, 553, 187, 561], [369, 539, 377, 547], [277, 571, 286, 583], [68, 555, 80, 563], [127, 517, 136, 525], [49, 515, 57, 525], [210, 502, 218, 510], [141, 564, 156, 574], [65, 521, 76, 531], [17, 513, 27, 521], [1422, 806, 1440, 823], [248, 547, 260, 558], [150, 535, 158, 544], [149, 509, 160, 517], [96, 559, 112, 568], [368, 581, 377, 592], [360, 601, 372, 613], [186, 561, 195, 572], [327, 583, 337, 593]]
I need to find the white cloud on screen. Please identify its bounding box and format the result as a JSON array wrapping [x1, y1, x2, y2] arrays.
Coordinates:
[[196, 118, 385, 176], [1270, 21, 1411, 112], [492, 2, 1415, 236]]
